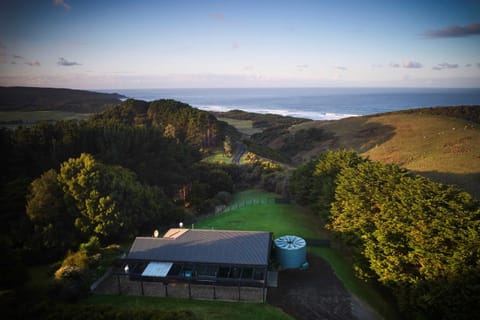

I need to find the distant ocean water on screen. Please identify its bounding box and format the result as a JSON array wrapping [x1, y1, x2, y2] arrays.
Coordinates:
[[104, 88, 480, 120]]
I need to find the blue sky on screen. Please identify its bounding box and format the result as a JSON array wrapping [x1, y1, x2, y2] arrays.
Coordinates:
[[0, 0, 479, 89]]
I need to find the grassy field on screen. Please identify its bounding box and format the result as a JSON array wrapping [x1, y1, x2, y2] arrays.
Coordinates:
[[216, 117, 263, 136], [196, 190, 317, 239], [202, 150, 234, 164], [284, 113, 480, 197], [0, 110, 91, 128], [202, 149, 249, 165]]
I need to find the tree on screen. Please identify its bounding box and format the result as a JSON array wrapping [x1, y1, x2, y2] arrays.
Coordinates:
[[223, 136, 232, 157], [26, 169, 79, 253], [329, 158, 480, 318]]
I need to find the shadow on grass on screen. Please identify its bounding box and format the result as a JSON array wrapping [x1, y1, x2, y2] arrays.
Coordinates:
[[302, 118, 396, 158], [412, 170, 480, 199]]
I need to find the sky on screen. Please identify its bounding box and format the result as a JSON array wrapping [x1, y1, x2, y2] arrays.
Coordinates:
[[0, 0, 479, 89]]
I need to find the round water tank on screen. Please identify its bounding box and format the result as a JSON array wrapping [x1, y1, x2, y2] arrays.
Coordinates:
[[274, 235, 307, 269]]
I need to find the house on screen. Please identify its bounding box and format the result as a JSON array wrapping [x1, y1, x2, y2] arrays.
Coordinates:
[[114, 228, 272, 301]]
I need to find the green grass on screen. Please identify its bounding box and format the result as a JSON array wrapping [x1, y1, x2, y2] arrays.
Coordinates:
[[217, 117, 262, 136], [84, 295, 292, 320], [0, 111, 91, 128], [285, 113, 480, 197], [202, 150, 233, 164], [196, 205, 317, 240], [202, 149, 249, 165]]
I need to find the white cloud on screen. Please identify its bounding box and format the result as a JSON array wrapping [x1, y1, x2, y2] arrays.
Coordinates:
[[432, 62, 459, 71], [53, 0, 71, 11], [402, 60, 422, 69], [58, 57, 81, 66], [25, 60, 41, 67]]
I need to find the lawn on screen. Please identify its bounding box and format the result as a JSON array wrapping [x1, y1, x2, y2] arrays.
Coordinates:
[[84, 295, 292, 320], [196, 190, 317, 239]]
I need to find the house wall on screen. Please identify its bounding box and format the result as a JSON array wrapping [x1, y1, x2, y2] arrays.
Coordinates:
[[93, 273, 266, 302]]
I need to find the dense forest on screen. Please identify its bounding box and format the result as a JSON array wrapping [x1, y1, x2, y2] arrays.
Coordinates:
[[290, 150, 480, 319]]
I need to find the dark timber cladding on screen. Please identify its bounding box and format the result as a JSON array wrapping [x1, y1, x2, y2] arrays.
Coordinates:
[[117, 228, 273, 301]]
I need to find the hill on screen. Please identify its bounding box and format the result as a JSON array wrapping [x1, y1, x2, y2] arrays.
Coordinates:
[[220, 106, 480, 198], [0, 86, 124, 113]]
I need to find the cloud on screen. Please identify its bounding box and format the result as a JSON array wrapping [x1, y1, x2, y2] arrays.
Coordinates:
[[243, 65, 254, 71], [57, 57, 81, 66], [423, 23, 480, 38], [25, 60, 41, 67], [209, 12, 224, 21], [402, 60, 422, 69], [53, 0, 71, 11], [336, 66, 347, 71], [389, 62, 400, 68], [231, 41, 239, 50], [432, 62, 459, 71]]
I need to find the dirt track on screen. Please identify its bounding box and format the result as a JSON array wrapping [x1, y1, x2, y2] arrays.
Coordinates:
[[267, 254, 381, 320]]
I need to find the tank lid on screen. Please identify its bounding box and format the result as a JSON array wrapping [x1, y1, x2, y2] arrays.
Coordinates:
[[274, 235, 306, 250]]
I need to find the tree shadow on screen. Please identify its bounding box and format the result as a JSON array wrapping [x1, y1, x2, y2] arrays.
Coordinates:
[[348, 120, 396, 153], [411, 170, 480, 199], [292, 118, 396, 164]]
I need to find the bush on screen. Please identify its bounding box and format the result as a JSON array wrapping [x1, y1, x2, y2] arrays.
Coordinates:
[[79, 236, 101, 255]]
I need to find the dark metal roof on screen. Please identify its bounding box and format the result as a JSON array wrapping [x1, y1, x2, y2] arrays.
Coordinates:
[[127, 229, 272, 266]]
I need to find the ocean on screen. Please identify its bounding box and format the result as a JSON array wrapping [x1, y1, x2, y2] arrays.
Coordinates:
[[105, 87, 480, 120]]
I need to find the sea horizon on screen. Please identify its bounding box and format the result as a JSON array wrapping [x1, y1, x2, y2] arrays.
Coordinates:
[[101, 87, 480, 121]]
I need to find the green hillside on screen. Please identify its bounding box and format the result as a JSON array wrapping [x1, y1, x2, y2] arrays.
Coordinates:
[[0, 86, 124, 113], [237, 107, 480, 198]]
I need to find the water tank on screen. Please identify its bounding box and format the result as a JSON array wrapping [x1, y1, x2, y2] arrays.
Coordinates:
[[274, 235, 307, 269]]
